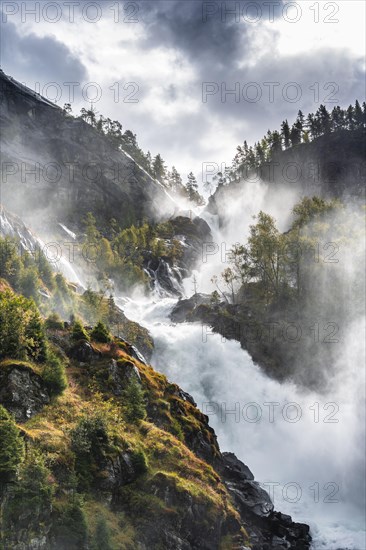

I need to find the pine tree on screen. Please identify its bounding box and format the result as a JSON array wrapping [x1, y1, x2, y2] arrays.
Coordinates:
[[331, 106, 344, 131], [185, 172, 204, 205], [71, 320, 90, 342], [145, 151, 152, 173], [270, 130, 282, 155], [346, 105, 355, 130], [152, 154, 166, 183], [354, 100, 363, 128], [317, 105, 331, 134], [306, 113, 318, 139], [281, 120, 290, 148], [83, 212, 100, 244], [0, 291, 47, 362], [123, 378, 146, 424], [297, 110, 305, 130], [122, 129, 137, 149], [90, 321, 111, 343], [42, 352, 67, 396], [169, 166, 183, 192]]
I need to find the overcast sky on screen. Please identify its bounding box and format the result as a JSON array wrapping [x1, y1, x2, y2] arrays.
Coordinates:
[[1, 0, 365, 186]]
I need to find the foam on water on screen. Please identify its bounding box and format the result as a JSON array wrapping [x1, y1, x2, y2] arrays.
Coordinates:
[[120, 296, 366, 550]]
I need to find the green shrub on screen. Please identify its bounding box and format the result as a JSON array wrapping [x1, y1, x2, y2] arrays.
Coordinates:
[[0, 405, 25, 483], [42, 352, 67, 396], [19, 266, 39, 300], [45, 312, 64, 330], [71, 414, 110, 490], [123, 378, 146, 424], [90, 321, 111, 343], [130, 449, 148, 476], [71, 320, 90, 342]]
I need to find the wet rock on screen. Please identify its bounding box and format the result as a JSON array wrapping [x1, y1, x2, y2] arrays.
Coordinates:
[[220, 452, 255, 482], [226, 480, 274, 518], [170, 293, 211, 322], [0, 364, 50, 422]]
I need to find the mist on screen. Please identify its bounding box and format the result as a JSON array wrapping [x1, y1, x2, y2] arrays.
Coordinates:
[[116, 178, 365, 548]]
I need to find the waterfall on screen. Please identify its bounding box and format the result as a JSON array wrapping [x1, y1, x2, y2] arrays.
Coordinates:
[[117, 296, 365, 550]]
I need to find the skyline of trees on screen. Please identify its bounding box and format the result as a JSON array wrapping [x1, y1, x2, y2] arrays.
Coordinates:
[[64, 99, 365, 199]]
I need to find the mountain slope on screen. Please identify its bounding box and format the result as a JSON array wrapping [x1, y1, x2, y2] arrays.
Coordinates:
[[0, 69, 177, 231], [207, 128, 365, 224], [0, 288, 311, 549]]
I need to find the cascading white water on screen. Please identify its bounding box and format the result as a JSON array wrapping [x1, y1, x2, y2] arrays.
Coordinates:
[[4, 190, 364, 548], [116, 181, 365, 549], [120, 295, 365, 550]]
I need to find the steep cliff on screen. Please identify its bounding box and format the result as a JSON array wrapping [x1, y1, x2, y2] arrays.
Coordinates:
[[0, 69, 177, 231]]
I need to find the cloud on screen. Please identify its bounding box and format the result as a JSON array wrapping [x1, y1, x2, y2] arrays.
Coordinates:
[[0, 0, 364, 184], [0, 19, 88, 85], [140, 0, 284, 66]]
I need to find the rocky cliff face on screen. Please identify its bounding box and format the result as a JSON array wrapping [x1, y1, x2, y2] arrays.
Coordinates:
[[0, 70, 176, 231], [0, 324, 311, 550]]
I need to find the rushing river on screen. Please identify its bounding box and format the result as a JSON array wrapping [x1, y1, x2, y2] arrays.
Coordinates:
[[118, 295, 366, 550]]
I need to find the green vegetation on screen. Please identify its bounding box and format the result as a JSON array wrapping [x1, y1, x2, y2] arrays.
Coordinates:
[[0, 405, 25, 482], [42, 351, 68, 396], [130, 449, 148, 476], [0, 290, 67, 398], [91, 321, 111, 343], [204, 196, 365, 386], [70, 412, 111, 491], [0, 237, 54, 299], [81, 212, 184, 292], [0, 235, 74, 318], [0, 310, 245, 547], [92, 517, 114, 550], [45, 312, 64, 330], [0, 291, 47, 362], [123, 378, 147, 424], [52, 497, 88, 550], [217, 196, 347, 305], [71, 320, 90, 342], [2, 451, 53, 535]]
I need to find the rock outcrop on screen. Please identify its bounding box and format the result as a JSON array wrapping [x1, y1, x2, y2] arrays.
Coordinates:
[[0, 363, 50, 422]]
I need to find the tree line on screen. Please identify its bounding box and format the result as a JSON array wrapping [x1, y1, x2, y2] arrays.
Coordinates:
[[208, 100, 366, 190], [63, 104, 204, 205]]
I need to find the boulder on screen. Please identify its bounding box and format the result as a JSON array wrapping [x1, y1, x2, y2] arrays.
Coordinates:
[[170, 293, 211, 322], [221, 452, 255, 482], [0, 364, 50, 422]]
